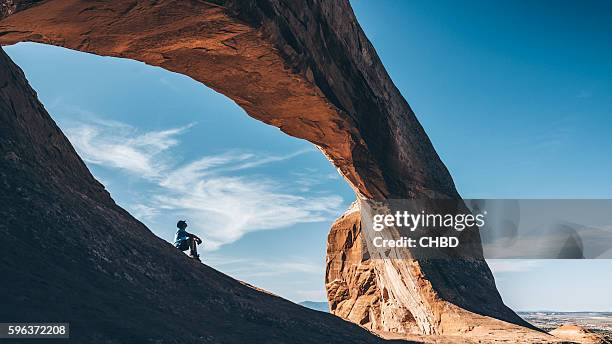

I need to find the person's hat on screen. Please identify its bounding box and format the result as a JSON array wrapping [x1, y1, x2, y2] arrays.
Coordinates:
[[177, 220, 187, 228]]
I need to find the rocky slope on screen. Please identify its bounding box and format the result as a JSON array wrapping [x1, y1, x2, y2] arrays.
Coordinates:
[[0, 48, 401, 343], [0, 0, 556, 342]]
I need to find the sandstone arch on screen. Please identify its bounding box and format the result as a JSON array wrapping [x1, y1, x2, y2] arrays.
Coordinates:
[[1, 0, 538, 339]]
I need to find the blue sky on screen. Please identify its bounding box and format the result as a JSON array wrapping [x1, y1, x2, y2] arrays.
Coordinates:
[[6, 0, 612, 310], [352, 0, 612, 198]]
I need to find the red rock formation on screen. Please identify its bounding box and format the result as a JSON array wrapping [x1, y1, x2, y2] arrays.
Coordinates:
[[0, 0, 548, 341]]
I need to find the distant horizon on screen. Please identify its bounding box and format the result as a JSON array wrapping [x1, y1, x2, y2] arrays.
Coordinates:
[[297, 300, 612, 313]]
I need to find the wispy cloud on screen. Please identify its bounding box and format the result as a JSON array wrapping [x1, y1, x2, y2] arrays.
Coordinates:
[[291, 169, 342, 192], [128, 204, 160, 221], [62, 117, 344, 249], [64, 119, 193, 178], [153, 177, 342, 249], [205, 255, 323, 278]]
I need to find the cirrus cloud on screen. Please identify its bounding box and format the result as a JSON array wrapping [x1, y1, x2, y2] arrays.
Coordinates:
[[63, 118, 345, 249]]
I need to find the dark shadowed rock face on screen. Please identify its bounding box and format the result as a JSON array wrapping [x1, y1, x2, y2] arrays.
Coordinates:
[[0, 0, 542, 341], [0, 49, 393, 343]]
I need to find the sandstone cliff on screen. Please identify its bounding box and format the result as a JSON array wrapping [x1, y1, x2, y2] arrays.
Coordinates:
[[0, 0, 557, 342]]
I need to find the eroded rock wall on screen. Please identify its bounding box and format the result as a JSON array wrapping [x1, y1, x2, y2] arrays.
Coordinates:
[[326, 203, 421, 335]]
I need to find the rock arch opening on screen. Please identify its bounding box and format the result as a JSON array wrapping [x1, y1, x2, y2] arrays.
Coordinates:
[[6, 41, 355, 302]]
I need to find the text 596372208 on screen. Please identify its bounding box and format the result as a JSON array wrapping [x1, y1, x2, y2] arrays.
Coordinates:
[[0, 323, 69, 338]]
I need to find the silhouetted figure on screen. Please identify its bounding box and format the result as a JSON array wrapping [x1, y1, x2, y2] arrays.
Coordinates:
[[174, 220, 202, 261]]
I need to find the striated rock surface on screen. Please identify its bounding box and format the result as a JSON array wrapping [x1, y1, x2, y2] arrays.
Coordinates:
[[0, 0, 551, 341]]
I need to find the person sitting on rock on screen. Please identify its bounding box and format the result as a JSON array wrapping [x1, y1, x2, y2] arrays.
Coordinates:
[[174, 220, 202, 261]]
